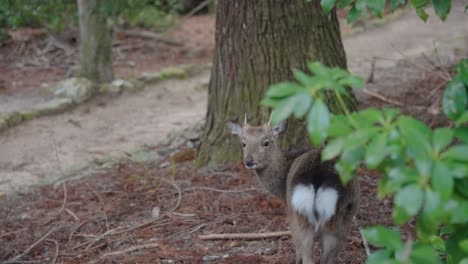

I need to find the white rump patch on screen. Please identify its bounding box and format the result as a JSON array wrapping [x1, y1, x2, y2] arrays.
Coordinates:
[[291, 184, 316, 224], [315, 187, 338, 231]]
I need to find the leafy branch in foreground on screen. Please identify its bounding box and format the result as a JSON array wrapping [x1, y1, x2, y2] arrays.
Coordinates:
[[262, 59, 468, 263]]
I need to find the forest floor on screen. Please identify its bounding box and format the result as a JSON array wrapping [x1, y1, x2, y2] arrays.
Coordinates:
[[1, 3, 468, 264]]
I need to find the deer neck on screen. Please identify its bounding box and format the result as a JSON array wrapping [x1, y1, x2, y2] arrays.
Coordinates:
[[254, 151, 289, 202]]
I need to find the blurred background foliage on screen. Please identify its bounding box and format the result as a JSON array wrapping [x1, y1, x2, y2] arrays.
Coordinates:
[[0, 0, 210, 32]]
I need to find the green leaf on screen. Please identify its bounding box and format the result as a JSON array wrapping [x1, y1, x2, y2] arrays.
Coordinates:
[[459, 239, 468, 253], [322, 137, 345, 161], [431, 235, 446, 252], [366, 249, 398, 264], [270, 95, 297, 125], [321, 0, 337, 14], [442, 78, 467, 120], [348, 3, 364, 23], [260, 97, 282, 107], [356, 108, 384, 125], [441, 145, 468, 162], [362, 226, 403, 250], [266, 82, 304, 98], [394, 184, 424, 223], [449, 199, 468, 224], [293, 92, 313, 118], [307, 99, 330, 146], [338, 75, 365, 89], [338, 0, 354, 9], [367, 0, 386, 17], [293, 69, 314, 87], [432, 0, 451, 21], [454, 127, 468, 143], [432, 162, 454, 200], [432, 127, 454, 153], [345, 127, 380, 149], [365, 133, 388, 168], [328, 115, 353, 137], [456, 111, 468, 127], [383, 108, 400, 122], [410, 242, 443, 264], [308, 62, 330, 77], [336, 146, 365, 184], [416, 7, 429, 22], [410, 0, 429, 9], [390, 0, 405, 10]]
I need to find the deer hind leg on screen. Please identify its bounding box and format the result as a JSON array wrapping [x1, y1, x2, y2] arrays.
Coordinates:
[[319, 232, 345, 264], [290, 213, 315, 264]]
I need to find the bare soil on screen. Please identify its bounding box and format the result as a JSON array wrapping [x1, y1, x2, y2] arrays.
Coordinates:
[[1, 3, 468, 264]]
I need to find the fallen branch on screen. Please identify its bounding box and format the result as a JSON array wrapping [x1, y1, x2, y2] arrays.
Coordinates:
[[47, 239, 59, 264], [99, 243, 159, 259], [198, 230, 291, 241], [86, 184, 110, 231], [116, 28, 183, 46], [5, 226, 59, 263], [363, 88, 403, 106], [359, 228, 371, 257]]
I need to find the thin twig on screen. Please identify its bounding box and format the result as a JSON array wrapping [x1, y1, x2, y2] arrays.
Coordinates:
[[64, 208, 80, 222], [185, 0, 211, 17], [99, 243, 159, 259], [363, 88, 403, 106], [366, 57, 376, 84], [184, 186, 257, 194], [359, 228, 371, 256], [6, 226, 59, 263], [69, 216, 98, 241], [198, 231, 291, 241], [46, 239, 59, 264], [86, 184, 110, 231]]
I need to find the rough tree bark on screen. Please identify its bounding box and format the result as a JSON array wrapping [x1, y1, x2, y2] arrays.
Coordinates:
[[196, 0, 357, 166], [77, 0, 113, 84]]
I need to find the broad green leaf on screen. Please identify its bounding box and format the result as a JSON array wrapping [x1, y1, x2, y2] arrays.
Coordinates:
[[441, 145, 468, 162], [455, 178, 468, 198], [338, 0, 354, 9], [328, 115, 354, 137], [336, 146, 365, 184], [410, 243, 443, 264], [338, 75, 365, 89], [366, 249, 398, 264], [321, 0, 337, 14], [457, 59, 468, 86], [383, 108, 400, 122], [442, 78, 467, 120], [307, 99, 330, 146], [322, 137, 345, 161], [356, 108, 384, 125], [445, 229, 468, 264], [456, 111, 468, 127], [394, 184, 424, 223], [432, 162, 453, 200], [260, 97, 281, 107], [308, 62, 330, 77], [449, 199, 468, 224], [454, 127, 468, 143], [293, 69, 314, 87], [418, 190, 443, 239], [416, 7, 429, 22], [432, 0, 451, 21], [362, 226, 403, 250], [270, 95, 296, 125], [266, 82, 304, 98], [432, 127, 454, 153], [348, 3, 364, 23], [410, 0, 429, 9], [430, 235, 446, 252], [330, 67, 349, 80], [458, 239, 468, 253], [345, 127, 380, 149], [390, 0, 405, 10], [293, 92, 313, 118], [365, 133, 388, 168], [367, 0, 386, 17]]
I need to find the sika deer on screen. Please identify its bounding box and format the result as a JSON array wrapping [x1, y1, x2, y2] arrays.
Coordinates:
[[226, 117, 360, 264]]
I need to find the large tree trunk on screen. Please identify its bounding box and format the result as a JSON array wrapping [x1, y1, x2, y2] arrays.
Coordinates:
[[196, 0, 357, 166], [78, 0, 113, 84]]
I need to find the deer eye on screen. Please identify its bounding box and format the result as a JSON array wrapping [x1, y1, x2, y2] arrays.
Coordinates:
[[242, 142, 246, 148], [262, 140, 269, 147]]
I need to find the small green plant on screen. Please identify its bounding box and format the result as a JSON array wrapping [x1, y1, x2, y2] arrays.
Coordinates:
[[317, 0, 453, 23], [262, 59, 468, 263]]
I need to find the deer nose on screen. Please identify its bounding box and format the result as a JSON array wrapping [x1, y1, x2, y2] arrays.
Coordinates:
[[244, 155, 256, 169]]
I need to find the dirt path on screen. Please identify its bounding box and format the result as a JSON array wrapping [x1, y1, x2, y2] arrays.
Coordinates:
[[0, 4, 467, 193]]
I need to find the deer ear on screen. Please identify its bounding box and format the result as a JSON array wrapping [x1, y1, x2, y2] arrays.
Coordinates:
[[272, 120, 288, 137], [225, 121, 243, 137]]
